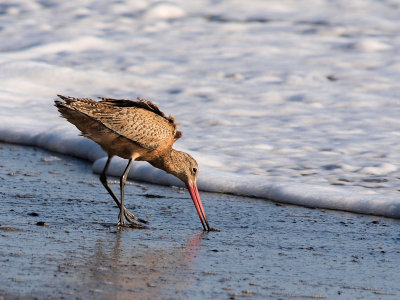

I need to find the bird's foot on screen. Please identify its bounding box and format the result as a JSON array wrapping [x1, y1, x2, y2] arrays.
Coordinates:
[[124, 211, 148, 228], [117, 207, 148, 229], [125, 209, 148, 224]]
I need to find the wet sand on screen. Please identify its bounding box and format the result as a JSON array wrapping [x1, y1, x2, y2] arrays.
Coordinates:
[[0, 142, 399, 299]]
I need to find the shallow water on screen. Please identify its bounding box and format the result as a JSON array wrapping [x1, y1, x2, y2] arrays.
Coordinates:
[[1, 143, 399, 299]]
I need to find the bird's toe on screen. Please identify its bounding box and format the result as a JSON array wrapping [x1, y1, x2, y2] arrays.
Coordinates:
[[125, 209, 148, 224]]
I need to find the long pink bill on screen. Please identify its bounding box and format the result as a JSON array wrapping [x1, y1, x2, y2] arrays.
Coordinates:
[[187, 183, 210, 231]]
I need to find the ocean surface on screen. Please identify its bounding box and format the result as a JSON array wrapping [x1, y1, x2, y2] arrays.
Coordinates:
[[1, 0, 400, 218]]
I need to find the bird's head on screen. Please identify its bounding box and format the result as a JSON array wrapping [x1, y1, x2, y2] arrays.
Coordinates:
[[168, 150, 199, 186], [159, 150, 210, 231]]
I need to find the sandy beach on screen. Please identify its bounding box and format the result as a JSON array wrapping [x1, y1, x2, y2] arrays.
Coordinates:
[[0, 142, 399, 299]]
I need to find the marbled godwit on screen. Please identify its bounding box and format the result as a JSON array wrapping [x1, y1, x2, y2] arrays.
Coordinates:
[[55, 95, 210, 231]]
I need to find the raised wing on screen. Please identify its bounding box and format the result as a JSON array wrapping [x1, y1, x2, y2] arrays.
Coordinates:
[[56, 95, 182, 150]]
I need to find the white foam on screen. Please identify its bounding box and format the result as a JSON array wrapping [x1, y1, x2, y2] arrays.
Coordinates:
[[143, 2, 186, 20], [360, 163, 397, 176], [353, 39, 391, 52]]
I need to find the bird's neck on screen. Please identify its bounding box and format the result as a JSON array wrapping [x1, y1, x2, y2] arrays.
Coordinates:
[[149, 148, 181, 177]]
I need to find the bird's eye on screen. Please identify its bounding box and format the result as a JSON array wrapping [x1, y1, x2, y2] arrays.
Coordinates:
[[192, 167, 197, 174]]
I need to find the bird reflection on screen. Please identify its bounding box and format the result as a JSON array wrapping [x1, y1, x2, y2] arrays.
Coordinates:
[[70, 231, 207, 298]]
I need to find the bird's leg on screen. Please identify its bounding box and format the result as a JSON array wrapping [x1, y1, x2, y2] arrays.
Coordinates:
[[100, 156, 121, 209], [118, 159, 148, 228], [118, 159, 132, 226], [99, 156, 147, 227]]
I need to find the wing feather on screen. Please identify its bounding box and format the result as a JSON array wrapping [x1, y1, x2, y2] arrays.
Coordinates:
[[56, 95, 181, 149]]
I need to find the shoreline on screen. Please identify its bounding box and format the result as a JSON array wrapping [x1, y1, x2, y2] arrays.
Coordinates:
[[2, 131, 400, 221]]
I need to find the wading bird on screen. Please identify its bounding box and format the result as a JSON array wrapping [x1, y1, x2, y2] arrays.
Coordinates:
[[55, 95, 210, 231]]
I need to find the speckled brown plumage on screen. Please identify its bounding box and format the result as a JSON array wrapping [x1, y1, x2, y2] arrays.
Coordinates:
[[55, 95, 181, 152], [54, 94, 210, 230]]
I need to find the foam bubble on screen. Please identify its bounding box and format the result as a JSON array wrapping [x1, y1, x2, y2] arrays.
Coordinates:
[[143, 2, 186, 20]]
